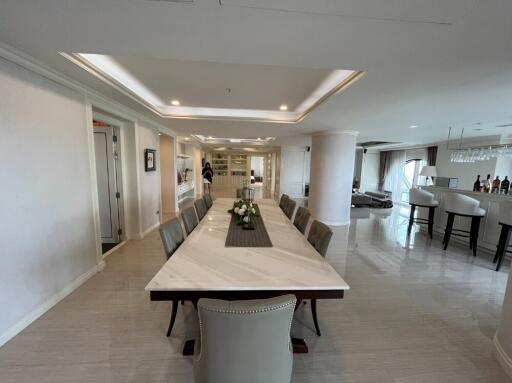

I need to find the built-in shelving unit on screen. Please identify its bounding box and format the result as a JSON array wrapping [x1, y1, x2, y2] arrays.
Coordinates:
[[206, 151, 251, 188]]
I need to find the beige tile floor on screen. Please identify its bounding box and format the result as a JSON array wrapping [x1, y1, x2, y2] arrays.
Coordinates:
[[0, 202, 511, 382]]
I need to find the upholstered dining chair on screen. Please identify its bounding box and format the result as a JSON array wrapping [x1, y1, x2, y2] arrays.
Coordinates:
[[182, 206, 199, 235], [203, 194, 213, 210], [279, 194, 289, 210], [159, 218, 185, 259], [194, 198, 208, 221], [193, 295, 296, 383], [293, 206, 311, 235], [158, 218, 185, 336], [306, 220, 334, 336], [283, 198, 296, 221]]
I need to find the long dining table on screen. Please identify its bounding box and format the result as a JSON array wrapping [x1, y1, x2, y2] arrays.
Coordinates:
[[145, 198, 349, 353]]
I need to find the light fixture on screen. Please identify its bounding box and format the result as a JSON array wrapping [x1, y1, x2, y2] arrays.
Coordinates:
[[280, 105, 288, 111], [419, 166, 437, 186], [171, 100, 180, 106], [408, 125, 418, 129], [185, 137, 190, 140], [257, 137, 261, 140], [208, 136, 213, 139]]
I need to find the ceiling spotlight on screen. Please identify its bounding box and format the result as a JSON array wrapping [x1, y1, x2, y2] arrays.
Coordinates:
[[171, 100, 180, 106], [257, 137, 262, 140], [280, 105, 288, 111], [208, 136, 213, 139], [184, 137, 190, 140], [408, 125, 419, 129]]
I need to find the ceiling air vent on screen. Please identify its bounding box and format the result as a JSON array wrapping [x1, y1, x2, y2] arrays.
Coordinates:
[[358, 141, 396, 147]]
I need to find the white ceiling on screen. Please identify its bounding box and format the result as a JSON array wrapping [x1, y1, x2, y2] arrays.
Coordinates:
[[1, 0, 512, 145], [108, 55, 333, 110]]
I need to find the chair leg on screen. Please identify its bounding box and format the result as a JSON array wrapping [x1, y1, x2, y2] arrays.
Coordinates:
[[472, 217, 481, 257], [311, 299, 321, 336], [494, 225, 508, 263], [428, 207, 435, 239], [407, 205, 416, 236], [469, 218, 476, 250], [443, 213, 455, 250], [166, 300, 179, 337], [496, 227, 511, 272]]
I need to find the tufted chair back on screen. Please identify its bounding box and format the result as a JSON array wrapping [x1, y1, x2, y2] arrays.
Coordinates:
[[307, 220, 333, 257], [182, 206, 199, 235], [293, 206, 311, 234], [193, 295, 296, 383], [159, 218, 185, 259]]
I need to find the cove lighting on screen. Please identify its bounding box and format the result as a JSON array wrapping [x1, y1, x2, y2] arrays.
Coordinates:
[[62, 53, 364, 123]]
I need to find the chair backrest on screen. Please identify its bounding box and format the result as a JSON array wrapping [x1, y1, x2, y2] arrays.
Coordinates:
[[159, 218, 185, 259], [182, 206, 199, 235], [193, 295, 296, 383], [283, 198, 296, 220], [409, 188, 438, 206], [307, 220, 333, 257], [195, 198, 207, 220], [236, 189, 243, 198], [203, 194, 213, 209], [444, 193, 482, 216], [293, 206, 311, 235], [279, 194, 289, 210]]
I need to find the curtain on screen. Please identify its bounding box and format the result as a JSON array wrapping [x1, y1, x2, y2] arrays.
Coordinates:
[[383, 150, 406, 202], [427, 146, 438, 166], [378, 151, 392, 191]]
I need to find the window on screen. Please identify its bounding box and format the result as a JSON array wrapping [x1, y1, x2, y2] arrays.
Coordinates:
[[401, 159, 427, 203]]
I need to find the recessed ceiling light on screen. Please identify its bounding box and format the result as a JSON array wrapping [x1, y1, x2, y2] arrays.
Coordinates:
[[171, 100, 180, 106], [408, 125, 419, 129], [280, 105, 288, 111], [208, 136, 213, 139], [184, 137, 189, 140], [257, 137, 261, 140]]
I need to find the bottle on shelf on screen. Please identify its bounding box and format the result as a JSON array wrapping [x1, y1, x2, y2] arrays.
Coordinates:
[[492, 176, 501, 194], [484, 174, 492, 193], [473, 175, 481, 192], [501, 176, 510, 195]]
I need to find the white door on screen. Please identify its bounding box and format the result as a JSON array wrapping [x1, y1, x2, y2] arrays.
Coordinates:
[[281, 149, 307, 198], [94, 127, 120, 243]]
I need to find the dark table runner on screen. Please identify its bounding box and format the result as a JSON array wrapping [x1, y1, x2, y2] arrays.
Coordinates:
[[225, 204, 273, 247]]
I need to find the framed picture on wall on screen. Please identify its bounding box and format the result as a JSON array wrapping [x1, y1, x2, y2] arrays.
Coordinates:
[[145, 149, 156, 172]]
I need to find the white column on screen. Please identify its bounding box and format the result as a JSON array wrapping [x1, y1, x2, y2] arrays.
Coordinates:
[[495, 272, 512, 379], [309, 131, 357, 226]]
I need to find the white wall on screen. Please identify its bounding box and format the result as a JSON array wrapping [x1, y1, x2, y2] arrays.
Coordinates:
[[435, 137, 499, 191], [137, 122, 161, 235], [0, 57, 99, 344], [361, 151, 380, 192]]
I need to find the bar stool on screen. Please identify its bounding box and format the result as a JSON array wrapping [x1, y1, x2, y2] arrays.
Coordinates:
[[407, 188, 439, 238], [442, 193, 486, 257], [493, 201, 512, 271]]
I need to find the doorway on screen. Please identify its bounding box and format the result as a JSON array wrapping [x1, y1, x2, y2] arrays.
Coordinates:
[[93, 120, 124, 254]]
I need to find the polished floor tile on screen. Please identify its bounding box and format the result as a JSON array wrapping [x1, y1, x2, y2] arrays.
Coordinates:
[[0, 203, 510, 382]]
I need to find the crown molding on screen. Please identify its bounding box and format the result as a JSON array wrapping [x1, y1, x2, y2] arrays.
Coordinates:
[[0, 42, 175, 136], [312, 130, 359, 137]]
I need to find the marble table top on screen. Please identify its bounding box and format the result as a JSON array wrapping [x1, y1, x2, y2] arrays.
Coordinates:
[[145, 198, 349, 292]]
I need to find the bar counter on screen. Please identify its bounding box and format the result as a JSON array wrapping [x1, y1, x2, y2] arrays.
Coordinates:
[[419, 186, 512, 254]]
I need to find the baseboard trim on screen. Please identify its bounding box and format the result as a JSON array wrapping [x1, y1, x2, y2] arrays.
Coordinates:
[[140, 221, 160, 239], [494, 334, 512, 379], [102, 241, 127, 260], [0, 262, 103, 348], [322, 219, 350, 226]]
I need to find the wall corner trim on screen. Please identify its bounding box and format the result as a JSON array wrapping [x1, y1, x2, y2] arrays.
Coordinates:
[[0, 262, 102, 348], [494, 334, 512, 379]]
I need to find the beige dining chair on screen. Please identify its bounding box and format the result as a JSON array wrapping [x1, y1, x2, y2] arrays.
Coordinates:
[[194, 295, 296, 383]]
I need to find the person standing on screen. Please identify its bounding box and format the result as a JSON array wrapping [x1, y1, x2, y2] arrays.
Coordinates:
[[202, 162, 214, 194]]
